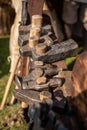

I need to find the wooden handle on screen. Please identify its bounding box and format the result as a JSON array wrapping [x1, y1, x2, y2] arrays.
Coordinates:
[[36, 76, 47, 85], [36, 43, 47, 55], [0, 56, 20, 110], [32, 15, 43, 28], [29, 36, 39, 48], [21, 102, 29, 108], [34, 61, 44, 66], [30, 27, 41, 38], [39, 91, 52, 101]]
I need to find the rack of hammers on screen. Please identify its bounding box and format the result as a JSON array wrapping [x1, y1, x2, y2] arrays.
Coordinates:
[[13, 0, 78, 129]]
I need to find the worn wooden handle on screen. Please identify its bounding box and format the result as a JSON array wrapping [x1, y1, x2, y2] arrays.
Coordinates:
[[29, 36, 39, 48], [30, 27, 41, 38], [36, 43, 47, 55], [0, 56, 20, 110], [32, 15, 43, 28]]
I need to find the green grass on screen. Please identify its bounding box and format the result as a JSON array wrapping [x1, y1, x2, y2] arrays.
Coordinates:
[[0, 36, 10, 78], [65, 46, 84, 70], [0, 104, 28, 130], [0, 36, 10, 101]]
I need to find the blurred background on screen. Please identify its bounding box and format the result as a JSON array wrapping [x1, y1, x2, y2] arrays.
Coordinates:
[[0, 0, 15, 36]]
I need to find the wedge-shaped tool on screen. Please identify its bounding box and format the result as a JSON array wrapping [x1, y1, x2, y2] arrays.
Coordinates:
[[22, 77, 64, 90], [23, 65, 61, 82], [13, 89, 52, 105], [13, 88, 66, 113], [13, 89, 42, 105], [32, 39, 78, 63], [14, 74, 64, 91]]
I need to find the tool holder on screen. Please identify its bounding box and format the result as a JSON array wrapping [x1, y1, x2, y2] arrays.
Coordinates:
[[13, 0, 78, 129]]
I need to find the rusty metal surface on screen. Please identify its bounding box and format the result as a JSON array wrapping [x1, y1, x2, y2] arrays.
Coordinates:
[[32, 39, 78, 63]]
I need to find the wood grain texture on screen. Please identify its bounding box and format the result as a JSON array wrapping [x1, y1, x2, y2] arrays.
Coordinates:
[[72, 51, 87, 130]]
